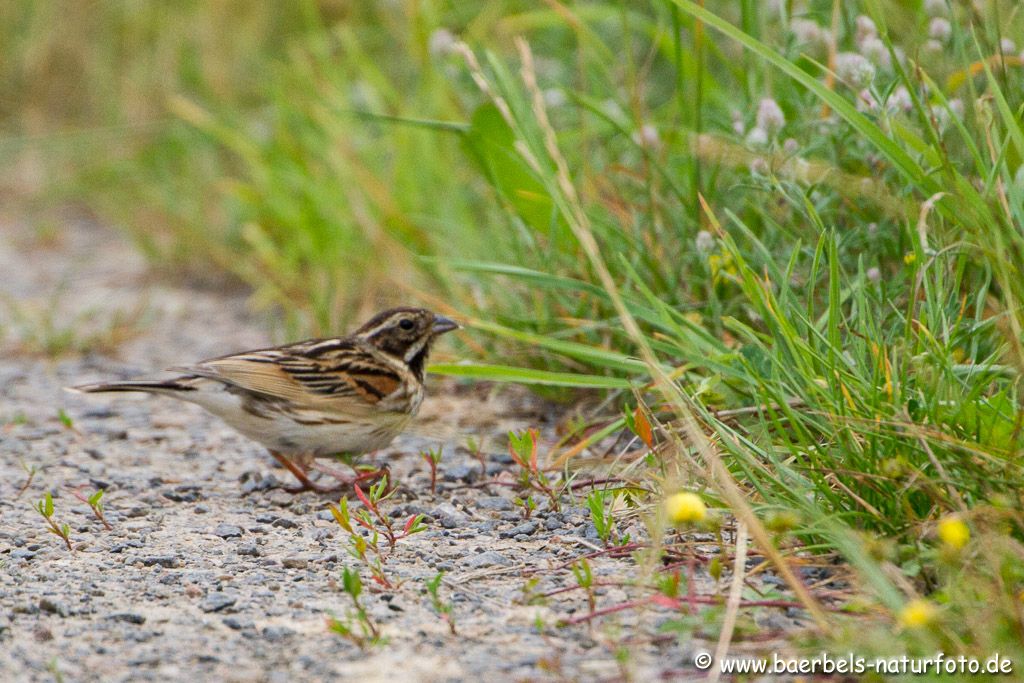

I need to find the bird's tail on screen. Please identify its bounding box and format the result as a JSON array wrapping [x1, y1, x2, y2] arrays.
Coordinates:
[[67, 379, 197, 395]]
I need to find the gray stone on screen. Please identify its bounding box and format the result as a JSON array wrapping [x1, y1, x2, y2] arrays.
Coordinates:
[[262, 625, 295, 641], [443, 464, 476, 481], [476, 496, 514, 512], [107, 612, 146, 625], [500, 522, 537, 538], [213, 524, 244, 539], [281, 556, 308, 569], [200, 592, 237, 613], [142, 555, 180, 568], [39, 598, 71, 617], [222, 616, 254, 631], [464, 551, 513, 568]]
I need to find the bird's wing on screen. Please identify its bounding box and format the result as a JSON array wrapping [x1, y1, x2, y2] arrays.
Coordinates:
[[171, 342, 404, 414]]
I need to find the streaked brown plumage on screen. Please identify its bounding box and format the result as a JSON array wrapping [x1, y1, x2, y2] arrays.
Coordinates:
[[70, 307, 459, 492]]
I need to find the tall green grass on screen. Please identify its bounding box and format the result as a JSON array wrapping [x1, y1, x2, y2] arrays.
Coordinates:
[[5, 0, 1024, 659]]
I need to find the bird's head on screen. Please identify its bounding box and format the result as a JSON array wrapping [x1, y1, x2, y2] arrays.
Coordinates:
[[355, 307, 459, 378]]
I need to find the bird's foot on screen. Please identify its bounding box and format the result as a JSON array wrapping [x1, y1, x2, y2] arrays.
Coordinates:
[[310, 461, 391, 491], [268, 450, 343, 494]]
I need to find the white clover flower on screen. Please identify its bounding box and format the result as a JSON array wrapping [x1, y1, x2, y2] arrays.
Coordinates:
[[855, 15, 877, 45], [783, 138, 799, 155], [756, 98, 786, 136], [867, 267, 882, 283], [428, 28, 457, 57], [695, 230, 715, 254], [949, 98, 965, 118], [887, 86, 912, 114], [543, 88, 567, 108], [928, 17, 952, 43], [745, 126, 769, 148], [860, 36, 891, 69], [790, 18, 826, 47], [856, 89, 879, 113], [867, 222, 879, 235], [731, 110, 745, 136], [749, 157, 769, 175], [1000, 38, 1017, 54], [932, 105, 951, 131], [632, 123, 661, 149], [924, 0, 948, 17], [836, 52, 876, 88], [923, 39, 944, 55]]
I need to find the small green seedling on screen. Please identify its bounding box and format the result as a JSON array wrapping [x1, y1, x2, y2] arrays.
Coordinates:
[[424, 572, 457, 635], [68, 487, 112, 530], [15, 460, 38, 498], [421, 447, 443, 494], [514, 494, 536, 520], [508, 429, 561, 512], [570, 558, 596, 614], [327, 477, 426, 589], [57, 409, 74, 430], [464, 436, 486, 475], [327, 567, 385, 649], [34, 492, 72, 551], [586, 490, 616, 545]]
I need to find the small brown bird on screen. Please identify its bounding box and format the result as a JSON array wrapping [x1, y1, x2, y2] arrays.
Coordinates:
[[70, 307, 459, 492]]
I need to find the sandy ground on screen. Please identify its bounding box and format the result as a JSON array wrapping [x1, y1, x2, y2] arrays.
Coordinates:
[[0, 215, 806, 682]]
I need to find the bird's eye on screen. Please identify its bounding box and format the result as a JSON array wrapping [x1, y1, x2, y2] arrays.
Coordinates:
[[399, 319, 415, 330]]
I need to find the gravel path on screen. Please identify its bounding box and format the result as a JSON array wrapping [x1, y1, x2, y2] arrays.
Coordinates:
[[0, 216, 727, 681]]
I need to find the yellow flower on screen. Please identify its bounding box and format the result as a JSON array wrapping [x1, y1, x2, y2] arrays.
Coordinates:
[[937, 515, 970, 549], [665, 492, 707, 524], [903, 252, 917, 265], [898, 599, 938, 629]]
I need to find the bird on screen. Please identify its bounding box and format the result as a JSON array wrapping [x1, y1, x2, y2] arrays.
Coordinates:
[[69, 307, 459, 493]]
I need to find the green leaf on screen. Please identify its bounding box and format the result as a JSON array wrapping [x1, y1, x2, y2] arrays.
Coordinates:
[[342, 567, 362, 599], [428, 362, 634, 389], [44, 492, 53, 518], [462, 103, 565, 240]]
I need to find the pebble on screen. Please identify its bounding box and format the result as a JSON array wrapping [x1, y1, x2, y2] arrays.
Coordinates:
[[124, 506, 150, 518], [443, 464, 476, 481], [236, 543, 260, 557], [10, 549, 36, 560], [271, 517, 299, 529], [200, 592, 238, 613], [281, 557, 308, 569], [222, 616, 254, 631], [213, 524, 244, 539], [142, 555, 181, 568], [475, 496, 514, 512], [262, 626, 295, 641], [39, 598, 71, 617], [107, 612, 146, 625], [500, 522, 537, 538], [464, 551, 513, 568]]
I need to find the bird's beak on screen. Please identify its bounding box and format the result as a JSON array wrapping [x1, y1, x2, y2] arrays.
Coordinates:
[[431, 315, 460, 335]]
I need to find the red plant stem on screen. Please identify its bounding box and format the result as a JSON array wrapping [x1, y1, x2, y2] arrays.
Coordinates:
[[686, 553, 697, 614], [559, 594, 810, 626], [524, 543, 648, 575]]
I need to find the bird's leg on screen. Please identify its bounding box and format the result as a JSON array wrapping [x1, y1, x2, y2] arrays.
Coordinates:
[[268, 450, 341, 494], [310, 458, 391, 490]]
